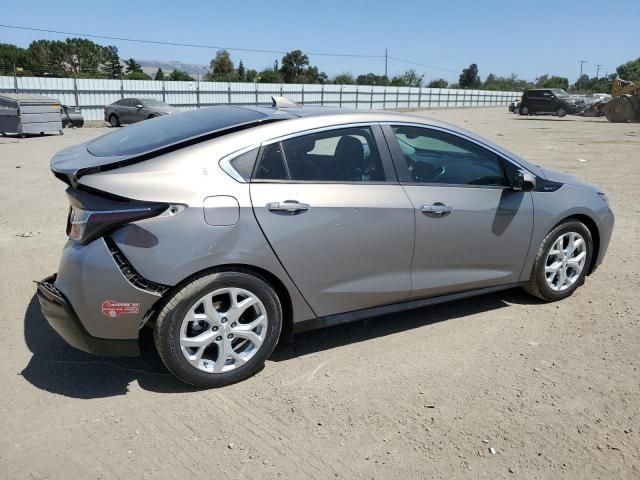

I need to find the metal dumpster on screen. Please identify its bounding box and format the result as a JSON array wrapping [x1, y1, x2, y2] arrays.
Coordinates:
[[0, 93, 63, 137]]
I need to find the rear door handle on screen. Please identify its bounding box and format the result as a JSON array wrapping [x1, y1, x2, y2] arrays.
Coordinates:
[[421, 202, 453, 217], [266, 200, 310, 215]]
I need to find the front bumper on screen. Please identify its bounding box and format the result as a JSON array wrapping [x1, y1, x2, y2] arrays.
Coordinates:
[[37, 274, 140, 356]]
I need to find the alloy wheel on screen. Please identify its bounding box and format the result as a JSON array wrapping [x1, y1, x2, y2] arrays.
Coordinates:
[[544, 232, 587, 292], [179, 287, 268, 373]]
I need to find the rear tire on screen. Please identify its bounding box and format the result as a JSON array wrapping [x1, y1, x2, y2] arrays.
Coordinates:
[[556, 107, 567, 117], [109, 114, 120, 127], [154, 271, 282, 388], [523, 220, 593, 302]]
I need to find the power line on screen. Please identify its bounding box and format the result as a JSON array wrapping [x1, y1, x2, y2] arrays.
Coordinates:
[[0, 23, 463, 75], [0, 23, 383, 58], [388, 56, 459, 74]]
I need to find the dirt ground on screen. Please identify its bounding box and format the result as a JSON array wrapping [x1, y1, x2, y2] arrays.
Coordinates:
[[0, 107, 638, 479]]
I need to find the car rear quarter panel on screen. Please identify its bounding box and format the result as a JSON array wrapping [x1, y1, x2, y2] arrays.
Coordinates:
[[80, 138, 316, 324]]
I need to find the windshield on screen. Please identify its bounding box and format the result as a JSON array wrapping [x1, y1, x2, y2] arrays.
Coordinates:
[[551, 89, 570, 97], [142, 99, 168, 107], [87, 106, 269, 157]]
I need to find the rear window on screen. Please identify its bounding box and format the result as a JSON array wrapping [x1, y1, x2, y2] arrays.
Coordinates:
[[87, 106, 269, 157]]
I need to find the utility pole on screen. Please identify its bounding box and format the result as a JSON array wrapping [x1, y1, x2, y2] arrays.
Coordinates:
[[578, 60, 587, 90], [595, 64, 602, 79], [384, 48, 388, 85]]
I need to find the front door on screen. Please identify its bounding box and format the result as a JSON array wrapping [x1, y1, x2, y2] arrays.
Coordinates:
[[250, 125, 415, 317], [383, 124, 534, 298]]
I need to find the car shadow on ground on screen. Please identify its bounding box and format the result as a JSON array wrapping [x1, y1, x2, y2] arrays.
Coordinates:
[[22, 288, 541, 398], [21, 294, 195, 398]]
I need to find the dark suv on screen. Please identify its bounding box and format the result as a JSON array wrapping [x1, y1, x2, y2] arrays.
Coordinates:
[[519, 89, 581, 117]]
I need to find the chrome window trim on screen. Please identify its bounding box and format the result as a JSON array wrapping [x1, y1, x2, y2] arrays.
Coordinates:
[[261, 122, 379, 146], [381, 121, 534, 175], [218, 144, 261, 183]]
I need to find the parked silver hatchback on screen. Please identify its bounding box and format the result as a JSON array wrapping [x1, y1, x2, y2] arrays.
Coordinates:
[[38, 99, 614, 387]]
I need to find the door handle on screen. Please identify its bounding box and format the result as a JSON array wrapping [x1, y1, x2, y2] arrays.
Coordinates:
[[267, 200, 310, 215], [421, 202, 453, 217]]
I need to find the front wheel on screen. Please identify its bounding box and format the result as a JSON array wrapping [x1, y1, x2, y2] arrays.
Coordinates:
[[108, 114, 120, 127], [519, 106, 529, 115], [523, 220, 593, 301], [154, 271, 282, 388]]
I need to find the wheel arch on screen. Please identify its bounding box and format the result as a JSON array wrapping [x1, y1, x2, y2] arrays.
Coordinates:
[[149, 263, 295, 345]]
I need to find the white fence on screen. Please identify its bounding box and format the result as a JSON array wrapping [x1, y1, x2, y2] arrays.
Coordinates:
[[0, 76, 521, 121]]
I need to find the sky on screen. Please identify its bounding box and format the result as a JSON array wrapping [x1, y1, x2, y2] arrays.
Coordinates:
[[1, 0, 638, 83]]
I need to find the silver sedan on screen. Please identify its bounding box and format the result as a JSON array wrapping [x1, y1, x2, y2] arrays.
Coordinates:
[[38, 98, 614, 387]]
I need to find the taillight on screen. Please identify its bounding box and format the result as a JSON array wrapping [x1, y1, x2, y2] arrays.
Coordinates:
[[65, 188, 168, 245]]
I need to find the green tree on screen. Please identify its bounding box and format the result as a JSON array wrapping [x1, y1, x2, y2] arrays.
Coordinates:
[[356, 73, 388, 85], [0, 43, 29, 75], [101, 46, 122, 78], [391, 69, 423, 87], [206, 49, 235, 81], [245, 69, 258, 82], [237, 60, 246, 82], [616, 57, 640, 82], [62, 38, 106, 76], [333, 72, 355, 84], [427, 78, 448, 88], [27, 39, 66, 76], [168, 69, 194, 81], [303, 65, 327, 84], [281, 50, 309, 83], [154, 68, 165, 80], [125, 58, 143, 74], [482, 73, 532, 91], [458, 63, 481, 88], [257, 67, 282, 83], [125, 71, 152, 80], [535, 74, 569, 90]]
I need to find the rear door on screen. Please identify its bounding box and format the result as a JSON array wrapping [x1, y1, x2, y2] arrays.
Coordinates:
[[250, 124, 415, 317], [383, 124, 534, 299]]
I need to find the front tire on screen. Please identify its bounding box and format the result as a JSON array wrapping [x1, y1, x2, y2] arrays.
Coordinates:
[[154, 271, 282, 388], [519, 106, 529, 115], [109, 114, 120, 127], [523, 220, 593, 301]]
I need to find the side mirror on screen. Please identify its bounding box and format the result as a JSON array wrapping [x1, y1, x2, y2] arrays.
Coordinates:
[[512, 170, 536, 192], [135, 104, 143, 109]]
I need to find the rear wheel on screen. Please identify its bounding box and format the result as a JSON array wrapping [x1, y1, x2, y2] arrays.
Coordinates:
[[523, 220, 593, 301], [109, 114, 120, 127], [556, 107, 567, 117], [605, 96, 633, 123], [154, 271, 282, 387]]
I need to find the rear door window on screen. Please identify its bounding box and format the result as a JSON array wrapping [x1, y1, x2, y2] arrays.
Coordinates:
[[254, 127, 385, 182]]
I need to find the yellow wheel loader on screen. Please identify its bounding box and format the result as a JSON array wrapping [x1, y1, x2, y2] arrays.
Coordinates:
[[604, 77, 640, 123]]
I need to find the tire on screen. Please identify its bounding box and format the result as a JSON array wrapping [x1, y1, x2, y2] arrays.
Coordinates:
[[147, 114, 157, 119], [154, 270, 282, 388], [523, 220, 593, 302], [605, 96, 633, 123], [556, 107, 567, 117], [108, 114, 120, 127], [519, 106, 529, 115]]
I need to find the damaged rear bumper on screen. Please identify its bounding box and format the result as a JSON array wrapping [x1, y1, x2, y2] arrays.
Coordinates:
[[37, 274, 140, 356]]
